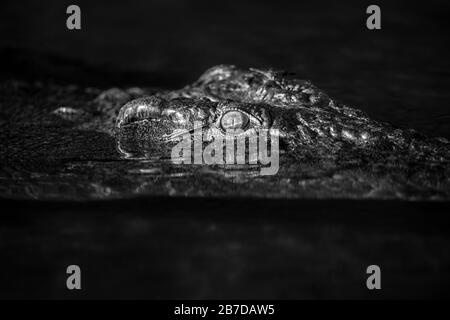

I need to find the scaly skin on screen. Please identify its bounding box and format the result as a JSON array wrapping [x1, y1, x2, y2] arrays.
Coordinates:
[[116, 65, 450, 167]]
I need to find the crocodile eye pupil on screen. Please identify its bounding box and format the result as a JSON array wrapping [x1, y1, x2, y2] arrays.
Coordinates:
[[221, 111, 248, 131]]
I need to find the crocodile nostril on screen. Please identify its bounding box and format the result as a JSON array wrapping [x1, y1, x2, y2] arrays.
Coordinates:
[[220, 111, 249, 132], [116, 96, 164, 128]]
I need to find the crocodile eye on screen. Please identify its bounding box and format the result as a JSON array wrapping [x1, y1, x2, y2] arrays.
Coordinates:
[[220, 111, 249, 132]]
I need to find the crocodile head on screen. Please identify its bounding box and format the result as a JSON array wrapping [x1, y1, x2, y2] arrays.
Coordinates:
[[116, 65, 449, 166]]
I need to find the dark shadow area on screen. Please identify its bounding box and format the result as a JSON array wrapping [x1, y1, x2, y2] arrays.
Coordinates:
[[0, 47, 176, 88], [1, 198, 449, 299]]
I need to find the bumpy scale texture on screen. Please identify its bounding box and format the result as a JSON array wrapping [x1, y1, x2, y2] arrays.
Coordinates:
[[117, 65, 449, 179]]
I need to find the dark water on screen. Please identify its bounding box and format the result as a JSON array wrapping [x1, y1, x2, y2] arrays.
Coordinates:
[[1, 198, 449, 299], [0, 0, 449, 298]]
